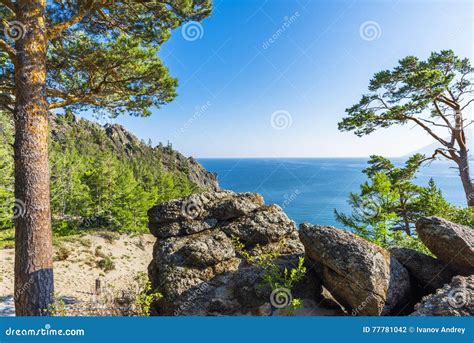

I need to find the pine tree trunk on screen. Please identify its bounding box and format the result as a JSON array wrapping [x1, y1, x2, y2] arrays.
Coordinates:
[[13, 0, 54, 316], [459, 149, 474, 208]]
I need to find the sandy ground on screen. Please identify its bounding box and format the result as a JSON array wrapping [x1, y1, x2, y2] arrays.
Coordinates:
[[0, 233, 344, 316], [0, 233, 154, 316]]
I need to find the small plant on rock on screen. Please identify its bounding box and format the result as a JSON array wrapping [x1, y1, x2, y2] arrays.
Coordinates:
[[133, 272, 162, 316], [232, 236, 306, 315]]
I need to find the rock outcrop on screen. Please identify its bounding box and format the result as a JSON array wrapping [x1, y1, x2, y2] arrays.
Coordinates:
[[49, 113, 219, 191], [390, 247, 458, 295], [416, 217, 474, 273], [147, 195, 473, 317], [104, 124, 219, 191], [299, 224, 411, 316], [147, 191, 328, 316], [411, 275, 474, 316]]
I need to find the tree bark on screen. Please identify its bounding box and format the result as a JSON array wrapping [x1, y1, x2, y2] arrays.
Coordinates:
[[398, 194, 412, 236], [452, 108, 474, 208], [458, 148, 474, 207], [13, 0, 54, 316]]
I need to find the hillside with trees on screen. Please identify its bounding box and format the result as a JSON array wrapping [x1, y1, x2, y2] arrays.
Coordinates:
[[0, 110, 218, 247]]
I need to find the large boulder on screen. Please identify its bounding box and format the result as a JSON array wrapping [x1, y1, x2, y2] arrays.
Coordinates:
[[411, 275, 474, 316], [147, 191, 263, 238], [390, 247, 458, 295], [416, 217, 474, 273], [299, 224, 411, 316], [148, 191, 263, 227], [221, 205, 297, 245], [147, 191, 329, 316]]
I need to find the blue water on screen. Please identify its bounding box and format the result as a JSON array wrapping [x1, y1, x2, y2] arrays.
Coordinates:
[[198, 158, 465, 226]]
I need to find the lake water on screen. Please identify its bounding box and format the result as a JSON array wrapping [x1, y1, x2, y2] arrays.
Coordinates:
[[198, 158, 465, 227]]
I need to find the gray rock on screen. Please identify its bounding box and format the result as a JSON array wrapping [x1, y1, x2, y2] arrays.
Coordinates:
[[185, 157, 220, 191], [179, 231, 236, 268], [416, 217, 474, 273], [147, 191, 323, 316], [148, 191, 262, 228], [411, 275, 474, 316], [211, 193, 264, 220], [148, 255, 241, 315], [148, 219, 217, 239], [151, 229, 235, 268], [221, 205, 297, 245], [299, 224, 411, 316], [390, 247, 458, 294]]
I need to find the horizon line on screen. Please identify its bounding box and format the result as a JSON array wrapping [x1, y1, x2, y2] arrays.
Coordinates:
[[194, 155, 404, 159]]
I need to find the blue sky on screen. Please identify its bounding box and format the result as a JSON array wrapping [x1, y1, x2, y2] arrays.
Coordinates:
[[85, 0, 473, 158]]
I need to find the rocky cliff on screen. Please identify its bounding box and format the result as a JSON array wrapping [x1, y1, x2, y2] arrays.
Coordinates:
[[147, 192, 474, 316], [147, 191, 328, 315], [49, 113, 219, 191]]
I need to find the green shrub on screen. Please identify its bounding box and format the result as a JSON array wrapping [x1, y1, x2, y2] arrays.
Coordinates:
[[97, 256, 115, 272], [47, 293, 67, 316], [133, 272, 162, 316], [336, 155, 474, 253], [232, 237, 306, 315]]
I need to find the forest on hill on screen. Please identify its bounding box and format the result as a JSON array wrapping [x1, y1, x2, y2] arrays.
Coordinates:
[[0, 110, 213, 247]]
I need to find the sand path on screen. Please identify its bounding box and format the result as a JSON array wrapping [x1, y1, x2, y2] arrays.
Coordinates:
[[0, 233, 154, 316]]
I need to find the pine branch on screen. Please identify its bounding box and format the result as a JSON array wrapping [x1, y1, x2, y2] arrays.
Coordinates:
[[0, 38, 16, 63], [47, 0, 98, 40], [404, 116, 450, 147], [0, 0, 15, 13], [433, 100, 454, 129]]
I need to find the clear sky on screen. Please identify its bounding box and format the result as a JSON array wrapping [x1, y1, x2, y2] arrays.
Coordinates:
[[85, 0, 474, 158]]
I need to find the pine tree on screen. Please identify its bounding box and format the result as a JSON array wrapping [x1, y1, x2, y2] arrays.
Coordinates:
[[339, 51, 474, 206], [1, 0, 211, 315], [335, 155, 472, 251]]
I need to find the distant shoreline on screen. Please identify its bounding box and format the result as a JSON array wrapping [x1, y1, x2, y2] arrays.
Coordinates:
[[197, 156, 473, 161], [198, 158, 466, 226]]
